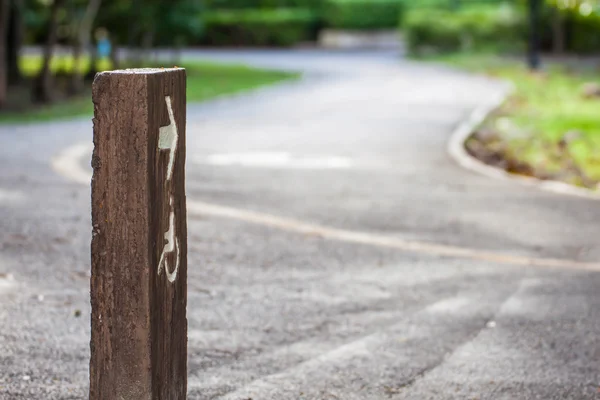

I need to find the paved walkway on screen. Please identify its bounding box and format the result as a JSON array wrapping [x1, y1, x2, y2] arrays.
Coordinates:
[[0, 50, 599, 399]]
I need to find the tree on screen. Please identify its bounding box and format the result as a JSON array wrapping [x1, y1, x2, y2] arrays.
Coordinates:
[[545, 0, 600, 53], [8, 0, 25, 84], [97, 0, 202, 66], [33, 0, 66, 103], [70, 0, 102, 93], [551, 5, 566, 54], [0, 0, 9, 108], [528, 0, 541, 70]]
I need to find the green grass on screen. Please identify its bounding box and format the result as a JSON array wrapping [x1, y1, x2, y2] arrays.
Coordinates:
[[0, 55, 299, 124], [424, 52, 600, 185]]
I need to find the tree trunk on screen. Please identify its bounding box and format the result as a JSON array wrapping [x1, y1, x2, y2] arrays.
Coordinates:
[[552, 8, 565, 54], [33, 0, 65, 103], [126, 21, 137, 66], [7, 0, 24, 84], [110, 39, 120, 70], [126, 0, 141, 65], [140, 29, 155, 66], [71, 0, 102, 94], [86, 44, 98, 80], [0, 0, 9, 108], [527, 0, 541, 71], [69, 35, 80, 94]]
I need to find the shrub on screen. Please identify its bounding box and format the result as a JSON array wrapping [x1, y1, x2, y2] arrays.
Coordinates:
[[154, 1, 205, 46], [401, 0, 520, 16], [204, 0, 323, 10], [323, 0, 405, 30], [458, 5, 527, 50], [93, 0, 204, 47], [201, 9, 317, 46], [403, 4, 526, 54], [568, 10, 600, 54], [403, 2, 600, 56], [403, 10, 464, 53]]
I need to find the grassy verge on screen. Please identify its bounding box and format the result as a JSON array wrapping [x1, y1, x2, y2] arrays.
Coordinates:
[[424, 52, 600, 189], [1, 56, 299, 124]]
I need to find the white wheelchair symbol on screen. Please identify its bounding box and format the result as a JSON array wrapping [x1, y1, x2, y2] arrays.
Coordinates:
[[157, 96, 180, 283]]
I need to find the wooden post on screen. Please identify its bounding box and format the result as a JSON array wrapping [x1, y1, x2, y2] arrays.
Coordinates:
[[90, 68, 187, 400]]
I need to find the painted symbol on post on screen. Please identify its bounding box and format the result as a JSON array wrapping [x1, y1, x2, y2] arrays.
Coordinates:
[[157, 96, 180, 283]]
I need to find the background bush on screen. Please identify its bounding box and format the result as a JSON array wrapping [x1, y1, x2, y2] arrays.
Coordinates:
[[323, 0, 405, 30], [92, 0, 203, 47], [203, 0, 323, 9], [24, 0, 600, 52], [566, 9, 600, 54], [403, 0, 600, 56], [404, 10, 464, 53], [201, 9, 317, 46], [404, 3, 528, 54], [402, 0, 517, 13], [520, 3, 600, 54]]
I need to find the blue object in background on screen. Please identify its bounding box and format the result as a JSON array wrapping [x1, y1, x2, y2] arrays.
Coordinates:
[[97, 38, 112, 58]]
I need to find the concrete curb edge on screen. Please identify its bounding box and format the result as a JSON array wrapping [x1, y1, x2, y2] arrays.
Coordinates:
[[447, 82, 600, 201]]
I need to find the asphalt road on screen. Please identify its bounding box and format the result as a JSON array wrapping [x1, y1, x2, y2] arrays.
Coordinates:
[[0, 49, 599, 399]]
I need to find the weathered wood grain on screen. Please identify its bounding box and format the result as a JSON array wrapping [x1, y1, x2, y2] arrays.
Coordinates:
[[90, 68, 187, 400]]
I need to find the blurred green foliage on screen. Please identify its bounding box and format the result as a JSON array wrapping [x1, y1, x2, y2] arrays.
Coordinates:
[[20, 0, 600, 51], [322, 0, 405, 30], [403, 0, 516, 10], [562, 8, 600, 53], [203, 0, 324, 9], [404, 3, 526, 54], [431, 53, 600, 185], [94, 0, 203, 46], [403, 0, 600, 55], [201, 8, 317, 46], [24, 0, 204, 47], [1, 55, 298, 123]]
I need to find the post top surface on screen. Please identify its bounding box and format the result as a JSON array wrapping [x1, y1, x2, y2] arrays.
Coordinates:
[[99, 67, 185, 75]]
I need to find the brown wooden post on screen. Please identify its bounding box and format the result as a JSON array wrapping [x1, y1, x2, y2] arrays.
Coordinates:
[[90, 68, 187, 400]]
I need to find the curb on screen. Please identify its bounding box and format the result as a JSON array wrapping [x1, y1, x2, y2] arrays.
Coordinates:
[[447, 82, 600, 201]]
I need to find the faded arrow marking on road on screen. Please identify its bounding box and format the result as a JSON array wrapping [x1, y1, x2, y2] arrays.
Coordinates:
[[52, 143, 600, 272]]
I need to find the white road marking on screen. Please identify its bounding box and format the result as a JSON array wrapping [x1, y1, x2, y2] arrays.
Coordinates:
[[198, 152, 353, 169], [51, 143, 93, 185], [52, 143, 600, 272], [425, 297, 471, 314], [0, 189, 24, 203], [186, 201, 600, 271], [205, 295, 496, 400], [0, 273, 15, 293]]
